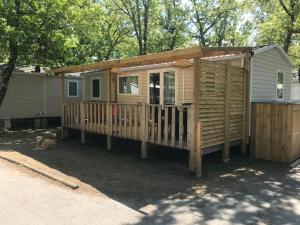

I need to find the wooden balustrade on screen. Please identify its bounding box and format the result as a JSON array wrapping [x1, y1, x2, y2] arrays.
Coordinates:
[[146, 104, 192, 149], [63, 102, 81, 129], [111, 103, 141, 140], [62, 101, 193, 150], [83, 102, 108, 134], [64, 102, 108, 134]]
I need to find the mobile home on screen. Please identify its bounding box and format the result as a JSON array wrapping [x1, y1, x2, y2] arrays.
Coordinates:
[[0, 70, 82, 128], [52, 47, 253, 177], [250, 45, 292, 102]]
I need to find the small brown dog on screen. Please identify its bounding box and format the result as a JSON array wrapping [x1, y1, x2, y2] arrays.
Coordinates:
[[34, 136, 56, 150]]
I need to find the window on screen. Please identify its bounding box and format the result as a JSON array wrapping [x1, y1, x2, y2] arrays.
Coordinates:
[[91, 78, 101, 99], [68, 80, 78, 97], [149, 73, 160, 104], [119, 76, 138, 95], [277, 71, 284, 100]]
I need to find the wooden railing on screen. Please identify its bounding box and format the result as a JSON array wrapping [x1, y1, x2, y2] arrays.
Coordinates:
[[145, 104, 193, 149], [63, 102, 81, 130], [82, 102, 108, 134], [111, 103, 141, 140], [62, 102, 194, 150]]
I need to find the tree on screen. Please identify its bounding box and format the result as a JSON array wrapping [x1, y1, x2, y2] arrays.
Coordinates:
[[278, 0, 300, 53], [0, 0, 21, 106], [112, 0, 154, 55], [189, 0, 230, 46], [252, 0, 300, 53], [209, 1, 252, 47], [158, 0, 189, 50], [68, 1, 132, 63], [0, 0, 91, 106], [250, 0, 300, 65]]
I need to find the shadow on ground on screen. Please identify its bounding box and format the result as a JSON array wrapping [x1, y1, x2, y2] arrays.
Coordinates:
[[0, 129, 299, 224]]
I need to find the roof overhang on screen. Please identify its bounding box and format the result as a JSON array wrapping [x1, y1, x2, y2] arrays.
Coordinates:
[[48, 47, 251, 74]]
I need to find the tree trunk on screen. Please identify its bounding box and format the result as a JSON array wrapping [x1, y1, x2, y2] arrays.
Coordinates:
[[0, 39, 18, 106], [283, 28, 293, 53], [0, 0, 20, 107]]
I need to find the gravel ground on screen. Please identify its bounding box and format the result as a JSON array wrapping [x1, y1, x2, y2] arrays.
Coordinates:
[[0, 129, 299, 225]]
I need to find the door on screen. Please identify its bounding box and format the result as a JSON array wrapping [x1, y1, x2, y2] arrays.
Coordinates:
[[149, 70, 175, 105]]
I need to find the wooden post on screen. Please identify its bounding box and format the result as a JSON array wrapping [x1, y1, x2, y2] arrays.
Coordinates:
[[241, 51, 251, 154], [223, 61, 231, 162], [141, 103, 148, 159], [188, 105, 195, 171], [80, 102, 86, 144], [107, 69, 112, 151], [195, 122, 202, 178], [60, 73, 65, 139], [189, 59, 200, 172]]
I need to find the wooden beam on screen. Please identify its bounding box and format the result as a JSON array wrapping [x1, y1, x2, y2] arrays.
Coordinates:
[[141, 103, 148, 159], [195, 122, 203, 178], [49, 47, 251, 74], [223, 61, 231, 162], [189, 59, 201, 171], [242, 51, 251, 154], [111, 67, 121, 73], [60, 73, 65, 139], [174, 59, 193, 67], [107, 69, 112, 151]]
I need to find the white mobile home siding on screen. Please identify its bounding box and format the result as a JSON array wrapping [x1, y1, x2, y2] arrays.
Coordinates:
[[0, 73, 82, 119], [251, 48, 292, 102], [0, 74, 44, 119]]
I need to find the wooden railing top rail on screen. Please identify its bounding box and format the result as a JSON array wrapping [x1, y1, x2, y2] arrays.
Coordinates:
[[147, 104, 192, 108], [63, 101, 193, 108]]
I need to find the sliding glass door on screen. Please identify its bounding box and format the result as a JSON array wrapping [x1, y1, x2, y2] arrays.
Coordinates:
[[149, 70, 175, 105]]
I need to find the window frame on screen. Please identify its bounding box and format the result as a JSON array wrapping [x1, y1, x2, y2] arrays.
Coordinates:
[[276, 70, 285, 101], [67, 80, 79, 98], [91, 77, 102, 100], [117, 74, 139, 96]]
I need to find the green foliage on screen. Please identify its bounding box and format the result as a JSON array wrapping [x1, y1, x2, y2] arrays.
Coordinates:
[[1, 0, 300, 67], [250, 0, 300, 65]]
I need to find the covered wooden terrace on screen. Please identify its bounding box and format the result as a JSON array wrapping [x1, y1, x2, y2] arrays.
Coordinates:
[[49, 46, 252, 177]]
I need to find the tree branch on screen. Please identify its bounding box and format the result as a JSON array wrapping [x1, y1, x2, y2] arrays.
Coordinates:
[[279, 0, 292, 17]]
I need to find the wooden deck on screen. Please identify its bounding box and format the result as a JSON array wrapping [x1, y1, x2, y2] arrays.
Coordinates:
[[63, 102, 194, 150]]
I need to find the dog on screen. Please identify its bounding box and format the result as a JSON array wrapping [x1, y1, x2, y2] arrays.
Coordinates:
[[34, 136, 56, 150]]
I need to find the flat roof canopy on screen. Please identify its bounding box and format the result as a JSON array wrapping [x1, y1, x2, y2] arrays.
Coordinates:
[[49, 46, 251, 74]]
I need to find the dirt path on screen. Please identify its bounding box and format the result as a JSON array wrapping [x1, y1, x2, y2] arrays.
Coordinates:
[[0, 129, 300, 224]]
